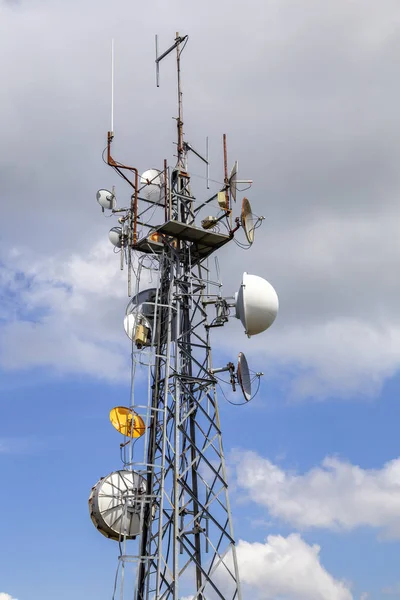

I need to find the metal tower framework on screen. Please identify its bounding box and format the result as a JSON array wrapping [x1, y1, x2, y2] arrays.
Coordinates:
[[95, 33, 260, 600]]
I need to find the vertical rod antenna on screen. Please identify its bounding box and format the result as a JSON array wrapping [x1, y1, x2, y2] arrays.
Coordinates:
[[111, 38, 115, 135], [223, 133, 229, 212], [176, 32, 184, 167], [206, 137, 210, 189], [155, 35, 160, 87]]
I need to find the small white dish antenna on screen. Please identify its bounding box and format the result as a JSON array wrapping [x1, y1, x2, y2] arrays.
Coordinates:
[[241, 198, 255, 244], [140, 169, 164, 203], [235, 272, 279, 337], [97, 189, 115, 210], [109, 226, 123, 248], [229, 161, 238, 203], [237, 352, 251, 401]]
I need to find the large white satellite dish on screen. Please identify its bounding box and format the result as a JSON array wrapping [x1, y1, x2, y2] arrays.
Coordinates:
[[97, 189, 115, 210], [140, 169, 164, 203], [109, 226, 123, 248], [89, 470, 146, 540], [237, 352, 251, 401], [235, 272, 279, 337]]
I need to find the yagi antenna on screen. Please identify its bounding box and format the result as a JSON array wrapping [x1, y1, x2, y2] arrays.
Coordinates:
[[183, 139, 210, 184], [155, 33, 188, 87], [183, 141, 208, 165]]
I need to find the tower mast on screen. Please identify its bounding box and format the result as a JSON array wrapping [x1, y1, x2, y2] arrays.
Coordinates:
[[90, 33, 278, 600]]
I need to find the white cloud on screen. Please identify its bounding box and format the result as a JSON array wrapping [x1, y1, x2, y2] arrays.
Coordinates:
[[233, 451, 400, 537], [382, 583, 400, 596], [0, 594, 18, 600], [0, 241, 141, 380], [256, 318, 400, 400], [224, 534, 352, 600], [182, 534, 352, 600]]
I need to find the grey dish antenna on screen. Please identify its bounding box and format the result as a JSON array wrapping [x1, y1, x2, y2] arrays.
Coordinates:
[[237, 352, 251, 401], [109, 226, 123, 248], [97, 189, 116, 211], [241, 198, 255, 244], [229, 161, 238, 203], [209, 352, 254, 403]]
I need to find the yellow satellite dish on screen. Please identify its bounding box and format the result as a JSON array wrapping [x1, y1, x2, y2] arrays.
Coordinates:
[[109, 406, 146, 438]]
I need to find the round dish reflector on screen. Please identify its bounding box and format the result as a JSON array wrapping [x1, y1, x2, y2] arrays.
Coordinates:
[[124, 288, 157, 342], [229, 161, 238, 203], [88, 470, 146, 540], [235, 272, 279, 337], [126, 289, 157, 318], [140, 169, 164, 203], [241, 198, 255, 244], [110, 406, 146, 438], [109, 226, 123, 248], [97, 189, 115, 210], [237, 352, 251, 401]]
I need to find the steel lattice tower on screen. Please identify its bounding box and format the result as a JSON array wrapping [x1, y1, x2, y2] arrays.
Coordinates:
[[89, 33, 277, 600]]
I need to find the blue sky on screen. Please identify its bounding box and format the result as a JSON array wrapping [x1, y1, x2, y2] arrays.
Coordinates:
[[2, 0, 400, 599]]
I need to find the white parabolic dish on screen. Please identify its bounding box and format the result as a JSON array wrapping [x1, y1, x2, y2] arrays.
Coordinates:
[[96, 189, 115, 210], [140, 169, 164, 203], [235, 272, 279, 337], [89, 470, 146, 540], [109, 226, 123, 248]]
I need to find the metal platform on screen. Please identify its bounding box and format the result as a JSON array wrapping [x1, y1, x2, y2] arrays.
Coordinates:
[[135, 237, 164, 255], [155, 220, 231, 260]]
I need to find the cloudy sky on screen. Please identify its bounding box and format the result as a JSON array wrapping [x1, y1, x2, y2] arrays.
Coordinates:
[[1, 0, 400, 598]]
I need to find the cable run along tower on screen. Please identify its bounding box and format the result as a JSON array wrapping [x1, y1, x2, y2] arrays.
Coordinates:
[[89, 34, 279, 600]]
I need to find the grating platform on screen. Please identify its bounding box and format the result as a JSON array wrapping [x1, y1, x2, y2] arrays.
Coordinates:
[[156, 220, 231, 260], [135, 237, 164, 255]]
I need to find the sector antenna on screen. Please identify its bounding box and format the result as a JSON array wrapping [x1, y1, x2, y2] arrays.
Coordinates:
[[89, 33, 279, 600]]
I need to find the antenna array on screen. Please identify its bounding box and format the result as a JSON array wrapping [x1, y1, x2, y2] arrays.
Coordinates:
[[90, 33, 279, 600]]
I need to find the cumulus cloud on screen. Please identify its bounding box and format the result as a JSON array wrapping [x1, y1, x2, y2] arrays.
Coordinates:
[[222, 534, 352, 600], [0, 241, 137, 380], [184, 534, 352, 600], [251, 317, 400, 400], [0, 594, 18, 600], [233, 450, 400, 537]]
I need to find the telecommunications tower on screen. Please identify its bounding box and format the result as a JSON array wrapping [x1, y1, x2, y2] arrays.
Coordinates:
[[89, 34, 279, 600]]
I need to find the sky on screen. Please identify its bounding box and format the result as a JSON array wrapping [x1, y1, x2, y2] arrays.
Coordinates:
[[1, 0, 400, 598]]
